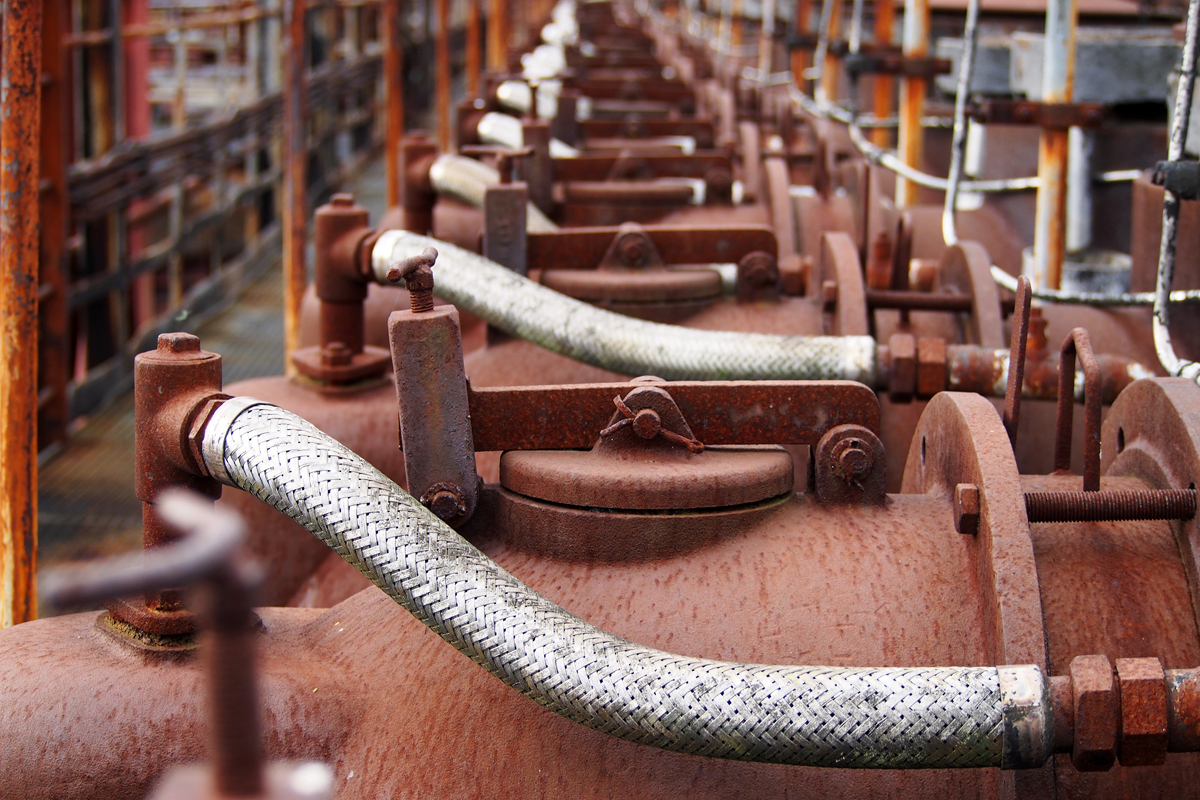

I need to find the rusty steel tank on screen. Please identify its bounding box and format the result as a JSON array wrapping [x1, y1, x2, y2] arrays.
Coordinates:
[[2, 310, 1200, 798]]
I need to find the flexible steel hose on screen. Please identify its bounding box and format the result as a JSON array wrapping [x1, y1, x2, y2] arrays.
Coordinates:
[[428, 154, 559, 233], [369, 231, 877, 383], [201, 397, 1052, 770]]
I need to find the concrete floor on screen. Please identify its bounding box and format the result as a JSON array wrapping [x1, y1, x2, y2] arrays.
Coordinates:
[[37, 158, 389, 608]]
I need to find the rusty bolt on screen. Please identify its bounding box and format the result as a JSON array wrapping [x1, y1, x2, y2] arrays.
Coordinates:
[[632, 408, 662, 439], [738, 251, 778, 290], [388, 246, 438, 313], [1071, 654, 1118, 772], [320, 342, 353, 368], [421, 482, 468, 522], [159, 331, 202, 355], [1116, 657, 1168, 766], [329, 192, 355, 208], [830, 437, 873, 484], [617, 234, 649, 268], [916, 338, 948, 398], [888, 333, 916, 403], [821, 280, 838, 313], [954, 483, 981, 535]]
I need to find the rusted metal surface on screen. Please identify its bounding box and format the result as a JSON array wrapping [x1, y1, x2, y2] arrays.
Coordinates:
[[436, 0, 450, 150], [121, 333, 225, 635], [1025, 487, 1197, 522], [968, 99, 1105, 129], [813, 424, 887, 505], [389, 301, 479, 525], [895, 0, 929, 207], [501, 388, 794, 511], [1071, 654, 1118, 772], [1116, 657, 1169, 766], [383, 0, 403, 208], [1054, 328, 1103, 491], [281, 0, 308, 375], [0, 0, 43, 628], [291, 195, 390, 386], [462, 380, 880, 453], [528, 225, 777, 268], [466, 0, 481, 98], [47, 493, 333, 799], [1004, 277, 1033, 444]]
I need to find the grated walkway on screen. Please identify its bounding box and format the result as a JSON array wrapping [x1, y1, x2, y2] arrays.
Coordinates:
[[37, 160, 389, 605]]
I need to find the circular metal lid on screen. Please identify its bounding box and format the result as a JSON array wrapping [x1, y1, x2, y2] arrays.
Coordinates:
[[500, 444, 794, 511]]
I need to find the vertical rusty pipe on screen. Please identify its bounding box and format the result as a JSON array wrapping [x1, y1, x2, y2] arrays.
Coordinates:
[[1054, 328, 1102, 492], [467, 0, 481, 97], [1030, 0, 1077, 290], [487, 0, 507, 73], [895, 0, 928, 207], [436, 0, 451, 150], [383, 0, 403, 208], [39, 0, 70, 454], [819, 0, 840, 101], [871, 0, 894, 147], [792, 0, 813, 90], [282, 0, 307, 376], [0, 0, 43, 628]]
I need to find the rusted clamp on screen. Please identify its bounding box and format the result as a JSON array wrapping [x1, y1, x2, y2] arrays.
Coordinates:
[[1152, 160, 1200, 201], [601, 393, 705, 453], [967, 99, 1106, 130]]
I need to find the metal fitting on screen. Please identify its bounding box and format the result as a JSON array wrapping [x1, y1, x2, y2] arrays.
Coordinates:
[[954, 483, 981, 535], [388, 246, 439, 313]]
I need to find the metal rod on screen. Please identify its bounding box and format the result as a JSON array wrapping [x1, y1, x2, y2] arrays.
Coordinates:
[[1154, 0, 1200, 384], [282, 0, 307, 375], [1054, 328, 1101, 492], [384, 0, 402, 207], [1030, 0, 1077, 290], [1003, 277, 1032, 445], [436, 0, 450, 149], [895, 0, 929, 207], [871, 0, 894, 147], [0, 0, 44, 628], [1025, 489, 1197, 523], [487, 0, 506, 73], [467, 0, 481, 97], [942, 0, 980, 246]]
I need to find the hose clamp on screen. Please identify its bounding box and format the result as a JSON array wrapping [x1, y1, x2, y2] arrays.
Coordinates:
[[998, 664, 1054, 769], [200, 396, 274, 487]]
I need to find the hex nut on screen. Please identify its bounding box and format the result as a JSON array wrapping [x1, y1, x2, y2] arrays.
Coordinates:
[[1116, 657, 1168, 766], [954, 483, 980, 535], [888, 333, 916, 403], [186, 394, 233, 478], [1071, 654, 1117, 772], [916, 337, 947, 398]]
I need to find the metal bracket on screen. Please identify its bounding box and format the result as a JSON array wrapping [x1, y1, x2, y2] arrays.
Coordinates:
[[968, 99, 1106, 130], [1153, 160, 1200, 201]]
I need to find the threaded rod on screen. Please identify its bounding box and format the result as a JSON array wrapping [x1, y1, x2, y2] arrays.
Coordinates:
[[1025, 489, 1197, 523]]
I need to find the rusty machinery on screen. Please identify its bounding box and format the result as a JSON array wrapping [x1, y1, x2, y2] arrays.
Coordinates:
[[2, 261, 1200, 795]]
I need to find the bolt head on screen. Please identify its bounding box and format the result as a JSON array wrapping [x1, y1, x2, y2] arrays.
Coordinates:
[[330, 193, 355, 207], [618, 236, 647, 268], [954, 483, 981, 535], [427, 490, 465, 521], [320, 342, 353, 367], [632, 408, 662, 439], [158, 332, 201, 355], [838, 445, 870, 479], [1071, 654, 1118, 772]]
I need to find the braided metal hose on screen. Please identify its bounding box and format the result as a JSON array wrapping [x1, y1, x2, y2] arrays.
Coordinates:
[[369, 231, 878, 383], [428, 154, 559, 233], [201, 397, 1052, 770]]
